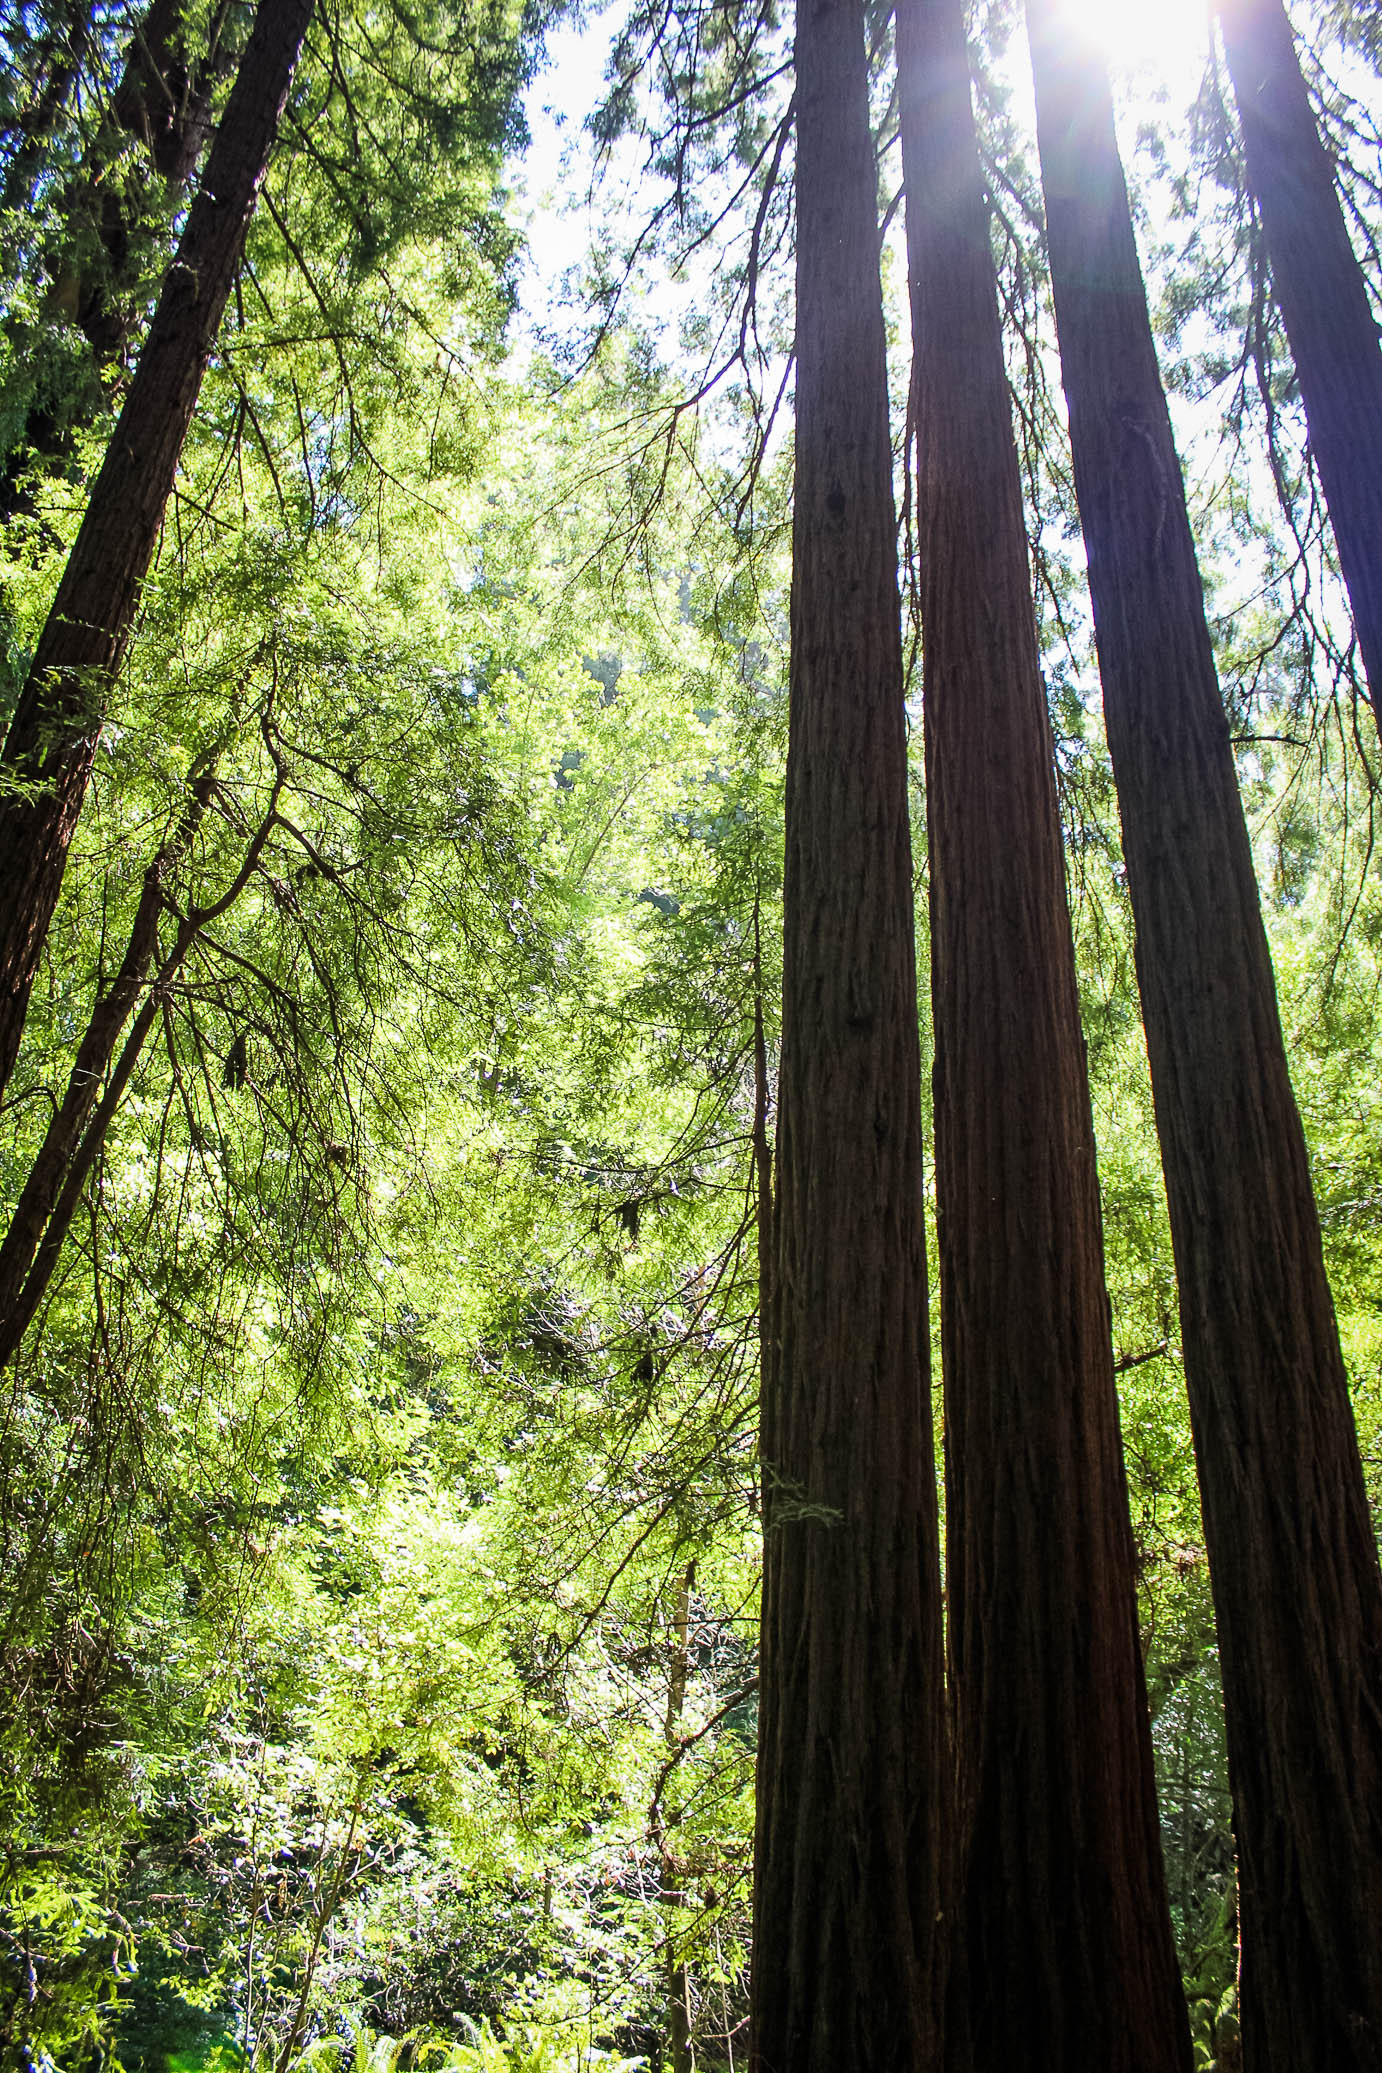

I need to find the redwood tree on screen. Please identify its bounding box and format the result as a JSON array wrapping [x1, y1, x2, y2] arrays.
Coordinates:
[[1024, 8, 1382, 2065], [897, 1, 1190, 2067], [0, 0, 234, 523], [0, 0, 316, 1102], [1218, 0, 1382, 716], [749, 0, 945, 2060]]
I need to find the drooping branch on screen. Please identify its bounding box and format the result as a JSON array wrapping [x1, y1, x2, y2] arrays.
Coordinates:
[[0, 722, 289, 1371]]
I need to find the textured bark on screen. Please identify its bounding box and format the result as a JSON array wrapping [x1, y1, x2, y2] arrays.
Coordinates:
[[897, 4, 1190, 2069], [0, 0, 314, 1102], [1218, 0, 1382, 715], [1025, 11, 1382, 2067], [749, 0, 946, 2060], [65, 0, 232, 362], [0, 0, 234, 522], [111, 0, 227, 187]]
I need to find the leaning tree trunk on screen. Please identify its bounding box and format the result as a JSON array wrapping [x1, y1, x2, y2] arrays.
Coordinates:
[[0, 0, 315, 1103], [1024, 9, 1382, 2066], [0, 729, 285, 1371], [749, 0, 946, 2060], [1218, 0, 1382, 718], [897, 3, 1191, 2069], [0, 0, 234, 523]]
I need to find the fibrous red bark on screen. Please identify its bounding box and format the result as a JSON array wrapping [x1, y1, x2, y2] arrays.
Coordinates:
[[1025, 8, 1382, 2064], [749, 0, 946, 2061], [897, 2, 1191, 2066]]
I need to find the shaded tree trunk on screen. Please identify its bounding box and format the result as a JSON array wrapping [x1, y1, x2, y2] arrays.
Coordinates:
[[896, 3, 1190, 2068], [58, 0, 233, 360], [662, 1561, 696, 2073], [0, 736, 283, 1371], [1218, 0, 1382, 715], [749, 0, 946, 2059], [1024, 9, 1382, 2066], [111, 0, 228, 187], [0, 0, 315, 1103], [0, 0, 234, 523]]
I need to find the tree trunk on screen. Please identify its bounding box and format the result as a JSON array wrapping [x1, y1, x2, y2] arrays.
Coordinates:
[[0, 0, 234, 523], [111, 0, 227, 188], [749, 0, 946, 2059], [896, 4, 1191, 2069], [0, 0, 315, 1103], [66, 0, 233, 364], [1218, 0, 1382, 717], [0, 737, 280, 1371], [663, 1562, 696, 2073], [1024, 9, 1382, 2066], [0, 786, 205, 1345]]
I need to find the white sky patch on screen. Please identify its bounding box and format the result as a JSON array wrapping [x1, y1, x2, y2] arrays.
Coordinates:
[[510, 3, 709, 366], [1049, 0, 1213, 93], [513, 14, 616, 331]]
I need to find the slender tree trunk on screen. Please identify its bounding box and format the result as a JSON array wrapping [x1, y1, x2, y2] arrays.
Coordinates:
[[0, 0, 314, 1104], [1024, 11, 1382, 2066], [749, 0, 946, 2058], [0, 780, 209, 1336], [751, 889, 775, 1483], [1218, 0, 1382, 715], [0, 740, 280, 1370], [663, 1562, 696, 2073], [112, 0, 228, 187], [896, 4, 1190, 2069]]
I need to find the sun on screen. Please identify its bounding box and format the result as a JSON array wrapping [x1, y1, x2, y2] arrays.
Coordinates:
[[1050, 0, 1213, 80]]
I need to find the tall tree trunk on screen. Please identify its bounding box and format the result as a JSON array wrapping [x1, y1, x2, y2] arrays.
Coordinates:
[[0, 0, 315, 1103], [896, 3, 1190, 2069], [749, 0, 946, 2058], [1024, 10, 1382, 2066], [0, 776, 210, 1349], [111, 0, 227, 187], [0, 0, 234, 523], [1218, 0, 1382, 716]]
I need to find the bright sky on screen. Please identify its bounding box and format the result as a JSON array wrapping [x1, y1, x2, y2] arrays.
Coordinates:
[[514, 17, 611, 312], [1056, 0, 1213, 84]]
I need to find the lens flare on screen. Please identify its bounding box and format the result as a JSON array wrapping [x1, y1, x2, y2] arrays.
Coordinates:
[[1052, 0, 1213, 79]]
